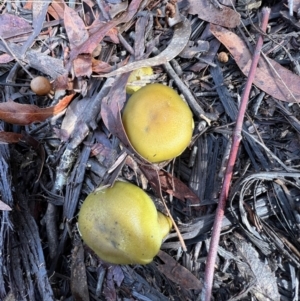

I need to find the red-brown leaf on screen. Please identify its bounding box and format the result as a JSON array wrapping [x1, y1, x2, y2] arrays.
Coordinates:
[[0, 132, 23, 143], [159, 170, 201, 204], [188, 0, 240, 28], [0, 94, 74, 125], [70, 0, 142, 60], [156, 251, 202, 290], [74, 54, 92, 77], [64, 3, 89, 49], [210, 24, 300, 102]]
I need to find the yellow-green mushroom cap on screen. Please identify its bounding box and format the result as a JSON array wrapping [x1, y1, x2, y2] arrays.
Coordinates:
[[122, 83, 194, 163], [126, 67, 153, 94], [78, 181, 172, 265]]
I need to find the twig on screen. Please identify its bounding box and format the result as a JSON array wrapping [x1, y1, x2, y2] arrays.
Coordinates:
[[289, 0, 294, 16], [201, 7, 271, 301], [0, 36, 33, 79]]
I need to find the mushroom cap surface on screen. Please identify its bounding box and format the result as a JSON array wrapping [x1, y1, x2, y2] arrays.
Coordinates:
[[30, 76, 51, 95], [126, 67, 153, 94], [78, 181, 171, 265], [122, 83, 194, 163]]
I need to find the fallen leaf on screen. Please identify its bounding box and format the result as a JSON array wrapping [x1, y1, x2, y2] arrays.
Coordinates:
[[91, 143, 118, 168], [0, 14, 32, 39], [92, 59, 114, 73], [20, 0, 51, 55], [99, 17, 191, 77], [108, 0, 128, 19], [210, 24, 300, 102], [0, 42, 67, 79], [232, 238, 280, 301], [0, 53, 13, 64], [64, 3, 89, 49], [53, 73, 69, 90], [60, 97, 88, 139], [179, 40, 210, 59], [71, 240, 90, 301], [156, 251, 202, 290], [74, 54, 92, 77], [0, 200, 12, 211], [106, 28, 119, 44], [70, 0, 142, 60], [134, 13, 149, 60], [101, 74, 133, 150], [48, 1, 64, 20], [188, 0, 240, 28], [159, 170, 201, 204], [23, 1, 32, 10], [0, 132, 23, 144], [0, 94, 74, 125], [139, 165, 164, 198]]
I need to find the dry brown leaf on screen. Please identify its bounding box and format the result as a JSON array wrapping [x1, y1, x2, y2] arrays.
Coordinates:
[[71, 240, 90, 301], [106, 28, 119, 44], [48, 1, 64, 19], [210, 24, 300, 102], [159, 170, 201, 205], [0, 14, 32, 39], [156, 251, 202, 290], [101, 74, 132, 149], [74, 54, 92, 77], [0, 132, 23, 144], [99, 18, 191, 77], [91, 143, 117, 168], [21, 0, 51, 55], [138, 165, 164, 199], [92, 59, 113, 73], [0, 94, 74, 125], [70, 0, 142, 61], [64, 3, 89, 49], [188, 0, 240, 28]]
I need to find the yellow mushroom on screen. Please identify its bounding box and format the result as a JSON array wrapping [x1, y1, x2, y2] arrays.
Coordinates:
[[126, 67, 153, 94], [122, 83, 194, 163], [78, 181, 172, 265]]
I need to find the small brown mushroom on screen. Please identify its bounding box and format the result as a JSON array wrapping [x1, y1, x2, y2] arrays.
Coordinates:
[[30, 76, 51, 95]]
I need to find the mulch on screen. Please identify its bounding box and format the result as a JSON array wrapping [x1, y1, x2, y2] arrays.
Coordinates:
[[0, 0, 300, 300]]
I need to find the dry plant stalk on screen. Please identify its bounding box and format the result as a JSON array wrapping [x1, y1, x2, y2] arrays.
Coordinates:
[[201, 7, 271, 301]]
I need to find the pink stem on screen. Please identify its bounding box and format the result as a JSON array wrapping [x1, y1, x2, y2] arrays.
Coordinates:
[[201, 7, 271, 301]]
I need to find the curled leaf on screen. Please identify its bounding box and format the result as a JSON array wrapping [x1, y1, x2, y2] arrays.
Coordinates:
[[99, 18, 191, 77]]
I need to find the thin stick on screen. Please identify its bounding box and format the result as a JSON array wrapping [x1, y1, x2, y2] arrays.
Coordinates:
[[0, 36, 33, 79], [201, 7, 271, 301]]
